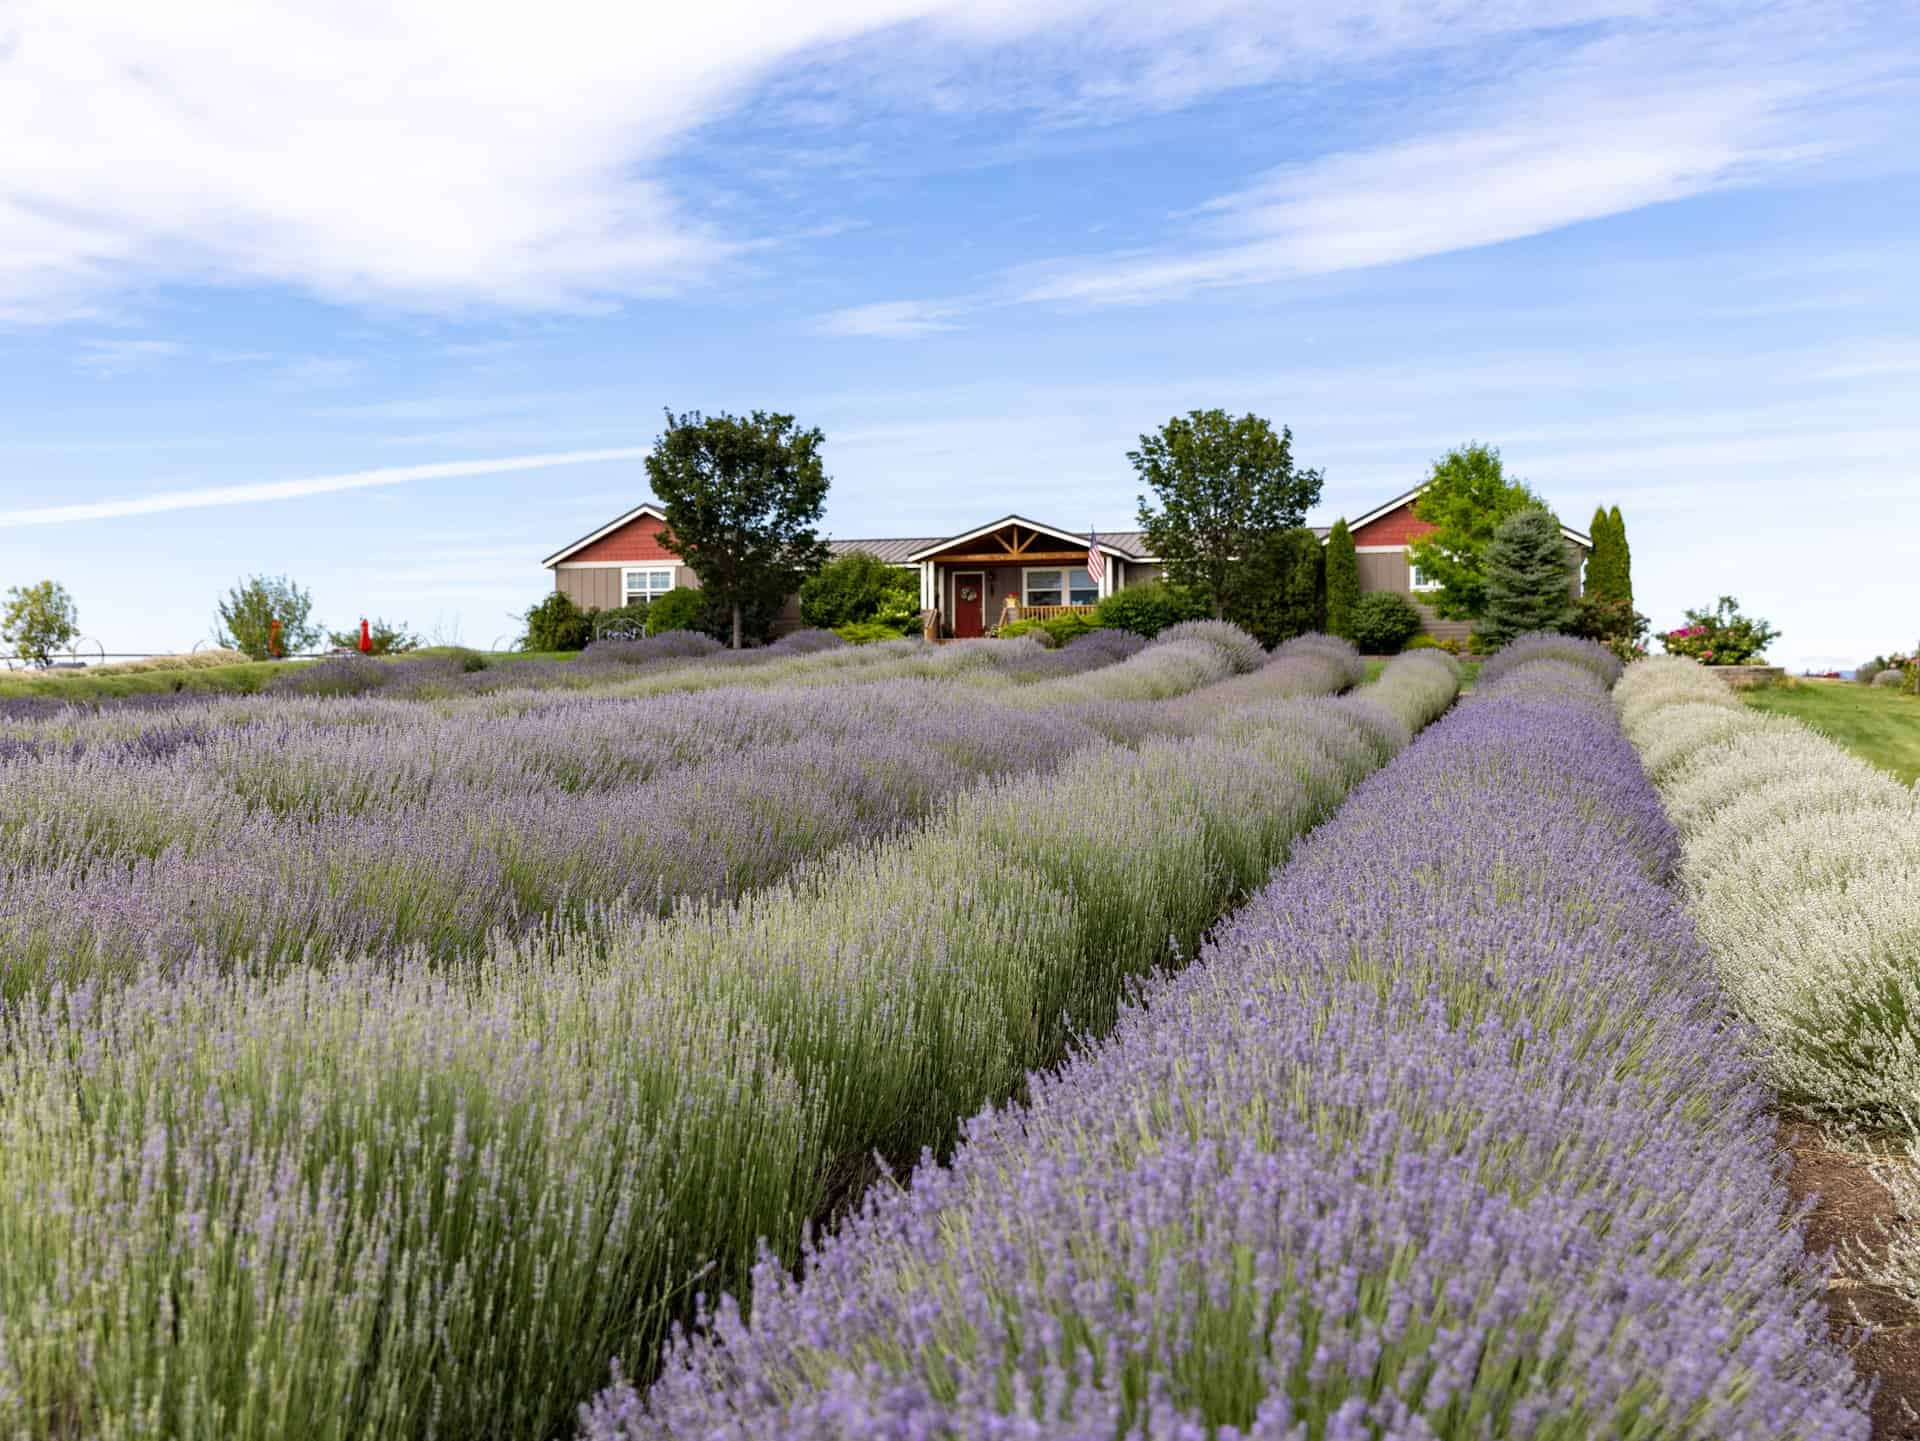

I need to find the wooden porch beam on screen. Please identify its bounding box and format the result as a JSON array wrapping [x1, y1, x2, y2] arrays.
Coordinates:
[[932, 550, 1089, 563]]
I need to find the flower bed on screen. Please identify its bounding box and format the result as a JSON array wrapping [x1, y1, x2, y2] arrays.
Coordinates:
[[591, 648, 1865, 1440]]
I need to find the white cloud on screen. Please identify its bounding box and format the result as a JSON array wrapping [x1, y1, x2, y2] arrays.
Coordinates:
[[0, 0, 1697, 322], [1017, 67, 1864, 306], [818, 299, 964, 337], [0, 447, 652, 528]]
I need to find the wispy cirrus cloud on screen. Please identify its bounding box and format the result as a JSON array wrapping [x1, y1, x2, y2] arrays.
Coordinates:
[[0, 0, 1703, 324], [820, 12, 1908, 329], [817, 299, 966, 337], [1015, 77, 1848, 306], [0, 447, 651, 528]]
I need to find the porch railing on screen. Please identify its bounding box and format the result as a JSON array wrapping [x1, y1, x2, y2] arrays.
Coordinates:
[[1002, 603, 1099, 624]]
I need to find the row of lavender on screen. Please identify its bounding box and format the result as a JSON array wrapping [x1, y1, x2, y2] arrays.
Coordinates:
[[0, 640, 1459, 1440], [593, 638, 1868, 1440], [0, 626, 1278, 994], [1618, 658, 1920, 1344], [0, 624, 1186, 751], [1617, 656, 1920, 1127]]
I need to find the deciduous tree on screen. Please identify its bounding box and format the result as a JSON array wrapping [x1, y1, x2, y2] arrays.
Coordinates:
[[1406, 443, 1542, 620], [1, 580, 79, 665], [646, 409, 832, 650], [215, 575, 319, 660], [1132, 410, 1323, 621]]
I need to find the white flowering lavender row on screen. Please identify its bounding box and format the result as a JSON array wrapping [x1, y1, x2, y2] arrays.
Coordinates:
[[0, 644, 1446, 1441], [594, 649, 1865, 1440], [1618, 656, 1920, 1128]]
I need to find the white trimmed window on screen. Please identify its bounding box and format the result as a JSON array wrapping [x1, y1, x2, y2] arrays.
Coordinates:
[[1023, 567, 1098, 607], [623, 567, 676, 604], [1409, 558, 1438, 592]]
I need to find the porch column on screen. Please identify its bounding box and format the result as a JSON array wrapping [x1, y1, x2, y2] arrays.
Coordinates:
[[920, 560, 935, 611], [1097, 554, 1115, 599]]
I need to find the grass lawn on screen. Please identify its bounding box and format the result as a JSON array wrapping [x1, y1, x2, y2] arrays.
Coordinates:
[[1744, 678, 1920, 784], [1365, 655, 1481, 688], [0, 647, 579, 702]]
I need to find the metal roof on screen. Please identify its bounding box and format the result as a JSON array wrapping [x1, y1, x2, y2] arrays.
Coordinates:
[[826, 537, 949, 564], [832, 525, 1157, 564]]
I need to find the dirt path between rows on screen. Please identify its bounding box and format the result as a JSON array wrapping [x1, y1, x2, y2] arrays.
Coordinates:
[[1783, 1120, 1920, 1438]]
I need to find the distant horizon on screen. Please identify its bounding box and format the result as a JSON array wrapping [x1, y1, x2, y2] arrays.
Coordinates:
[[2, 1, 1915, 674]]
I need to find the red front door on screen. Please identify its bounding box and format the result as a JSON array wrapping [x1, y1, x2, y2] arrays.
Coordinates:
[[951, 571, 986, 638]]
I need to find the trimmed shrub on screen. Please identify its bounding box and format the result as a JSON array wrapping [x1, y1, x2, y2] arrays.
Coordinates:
[[1093, 581, 1210, 638], [834, 620, 908, 645], [522, 591, 595, 651], [1348, 591, 1422, 654], [798, 553, 919, 634], [999, 613, 1102, 648], [644, 587, 708, 637]]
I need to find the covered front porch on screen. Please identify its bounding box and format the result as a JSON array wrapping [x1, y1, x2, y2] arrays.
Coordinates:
[[908, 518, 1125, 639]]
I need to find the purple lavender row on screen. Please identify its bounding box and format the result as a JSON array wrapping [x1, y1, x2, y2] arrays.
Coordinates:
[[0, 639, 1440, 1441], [0, 628, 1144, 762], [0, 631, 1249, 992], [593, 639, 1866, 1441]]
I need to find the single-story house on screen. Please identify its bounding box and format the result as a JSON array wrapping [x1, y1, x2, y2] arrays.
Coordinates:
[[541, 488, 1590, 641]]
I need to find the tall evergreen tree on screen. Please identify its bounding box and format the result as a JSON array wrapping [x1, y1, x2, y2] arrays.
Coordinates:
[[1585, 505, 1620, 604], [1324, 517, 1360, 640], [1610, 504, 1633, 609], [1481, 507, 1573, 648], [1226, 527, 1324, 647]]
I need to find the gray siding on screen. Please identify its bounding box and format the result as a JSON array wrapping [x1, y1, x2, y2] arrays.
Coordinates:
[[553, 564, 696, 612], [554, 566, 619, 611], [1356, 550, 1408, 593]]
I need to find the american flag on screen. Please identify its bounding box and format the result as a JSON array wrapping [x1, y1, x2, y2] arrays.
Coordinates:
[[1085, 527, 1104, 587]]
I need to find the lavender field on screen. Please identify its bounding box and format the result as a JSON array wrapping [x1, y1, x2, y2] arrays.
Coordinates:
[[0, 628, 1876, 1439]]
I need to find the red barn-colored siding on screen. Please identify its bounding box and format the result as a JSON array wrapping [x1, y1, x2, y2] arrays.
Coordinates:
[[1349, 502, 1434, 549], [566, 517, 680, 563]]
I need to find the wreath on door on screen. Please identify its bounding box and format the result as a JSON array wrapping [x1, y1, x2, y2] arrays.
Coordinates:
[[958, 584, 980, 603]]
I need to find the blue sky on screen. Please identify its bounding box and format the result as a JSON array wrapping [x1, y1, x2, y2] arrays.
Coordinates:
[[0, 1, 1914, 667]]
